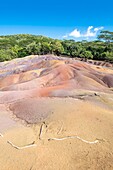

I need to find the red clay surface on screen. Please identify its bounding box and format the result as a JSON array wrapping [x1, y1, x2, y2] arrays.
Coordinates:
[[0, 55, 113, 123]]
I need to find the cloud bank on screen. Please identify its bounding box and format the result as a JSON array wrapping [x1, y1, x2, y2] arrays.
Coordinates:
[[63, 26, 104, 39]]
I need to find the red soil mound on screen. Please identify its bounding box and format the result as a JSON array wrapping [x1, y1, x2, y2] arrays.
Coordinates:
[[0, 55, 113, 95], [0, 55, 113, 122]]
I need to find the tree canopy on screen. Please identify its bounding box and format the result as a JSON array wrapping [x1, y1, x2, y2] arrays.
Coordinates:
[[0, 32, 113, 62], [98, 30, 113, 42]]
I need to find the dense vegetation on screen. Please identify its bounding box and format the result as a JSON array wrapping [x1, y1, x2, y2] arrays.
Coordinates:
[[0, 30, 113, 62]]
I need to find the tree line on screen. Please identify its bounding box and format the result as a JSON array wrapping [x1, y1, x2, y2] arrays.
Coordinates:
[[0, 30, 113, 62]]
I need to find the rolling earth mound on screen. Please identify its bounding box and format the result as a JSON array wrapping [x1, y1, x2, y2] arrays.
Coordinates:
[[0, 55, 113, 123], [0, 55, 113, 170], [0, 55, 113, 92]]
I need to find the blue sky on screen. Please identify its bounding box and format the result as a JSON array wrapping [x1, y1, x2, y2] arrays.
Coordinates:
[[0, 0, 113, 40]]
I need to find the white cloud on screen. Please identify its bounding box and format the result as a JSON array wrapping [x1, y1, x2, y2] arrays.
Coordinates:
[[94, 26, 104, 32], [69, 29, 81, 38], [63, 26, 104, 39], [84, 26, 96, 37]]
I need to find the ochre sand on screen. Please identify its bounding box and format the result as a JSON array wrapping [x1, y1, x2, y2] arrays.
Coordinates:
[[0, 94, 113, 170], [0, 55, 113, 169]]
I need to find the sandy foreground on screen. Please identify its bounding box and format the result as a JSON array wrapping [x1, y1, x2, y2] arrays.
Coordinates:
[[0, 93, 113, 170]]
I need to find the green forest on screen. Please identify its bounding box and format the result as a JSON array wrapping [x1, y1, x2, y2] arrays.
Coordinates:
[[0, 30, 113, 62]]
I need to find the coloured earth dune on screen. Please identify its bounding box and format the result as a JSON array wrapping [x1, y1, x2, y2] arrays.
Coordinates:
[[0, 55, 113, 170]]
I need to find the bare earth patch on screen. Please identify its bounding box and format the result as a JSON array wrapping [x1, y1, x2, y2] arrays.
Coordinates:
[[0, 55, 113, 170]]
